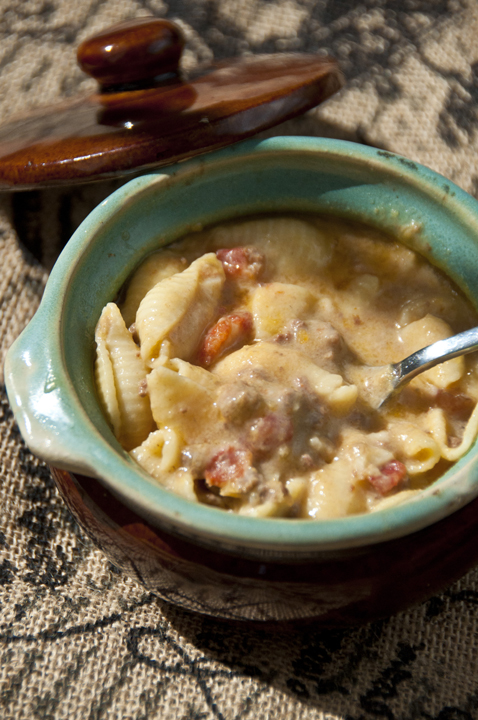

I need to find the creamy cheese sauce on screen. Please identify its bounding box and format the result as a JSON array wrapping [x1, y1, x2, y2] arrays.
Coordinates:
[[94, 216, 478, 518]]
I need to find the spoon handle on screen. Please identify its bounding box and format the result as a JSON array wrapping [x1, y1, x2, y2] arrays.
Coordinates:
[[392, 326, 478, 391]]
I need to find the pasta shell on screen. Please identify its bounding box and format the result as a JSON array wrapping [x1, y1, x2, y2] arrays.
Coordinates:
[[210, 217, 332, 280], [399, 315, 465, 389], [147, 364, 221, 443], [95, 321, 121, 439], [136, 253, 225, 365], [95, 303, 154, 451], [212, 342, 356, 414], [131, 428, 182, 477], [121, 250, 187, 328], [387, 420, 441, 474], [251, 282, 316, 339], [131, 431, 196, 500]]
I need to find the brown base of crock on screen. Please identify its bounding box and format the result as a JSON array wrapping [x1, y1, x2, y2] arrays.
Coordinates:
[[51, 467, 478, 624]]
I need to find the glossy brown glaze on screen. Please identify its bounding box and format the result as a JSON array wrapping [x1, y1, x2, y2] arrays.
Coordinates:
[[0, 19, 342, 190], [51, 467, 478, 624], [77, 18, 185, 90]]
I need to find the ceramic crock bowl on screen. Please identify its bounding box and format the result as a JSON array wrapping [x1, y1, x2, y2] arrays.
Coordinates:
[[6, 136, 478, 624]]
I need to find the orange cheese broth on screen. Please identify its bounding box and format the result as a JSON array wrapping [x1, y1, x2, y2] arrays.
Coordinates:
[[96, 215, 478, 519]]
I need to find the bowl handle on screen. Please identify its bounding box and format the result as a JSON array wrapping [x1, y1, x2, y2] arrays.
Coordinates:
[[4, 308, 102, 477]]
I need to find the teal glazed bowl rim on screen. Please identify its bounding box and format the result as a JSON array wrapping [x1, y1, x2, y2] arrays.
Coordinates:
[[6, 135, 478, 558]]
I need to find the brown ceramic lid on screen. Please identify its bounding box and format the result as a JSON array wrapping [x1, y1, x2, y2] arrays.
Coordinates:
[[0, 17, 343, 190]]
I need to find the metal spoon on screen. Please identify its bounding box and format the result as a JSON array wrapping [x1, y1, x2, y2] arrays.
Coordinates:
[[350, 326, 478, 409]]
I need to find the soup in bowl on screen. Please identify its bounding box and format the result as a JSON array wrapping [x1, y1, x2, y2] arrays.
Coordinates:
[[6, 136, 478, 622], [97, 214, 478, 520]]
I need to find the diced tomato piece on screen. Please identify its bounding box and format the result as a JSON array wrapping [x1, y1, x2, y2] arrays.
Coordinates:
[[197, 312, 253, 366], [368, 460, 408, 495], [204, 447, 253, 488], [247, 413, 294, 456], [216, 246, 266, 280]]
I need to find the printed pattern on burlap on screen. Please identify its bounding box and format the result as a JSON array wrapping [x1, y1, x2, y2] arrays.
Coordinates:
[[2, 1, 478, 718]]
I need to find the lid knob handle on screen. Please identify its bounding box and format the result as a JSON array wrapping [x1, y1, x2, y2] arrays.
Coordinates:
[[77, 17, 185, 92]]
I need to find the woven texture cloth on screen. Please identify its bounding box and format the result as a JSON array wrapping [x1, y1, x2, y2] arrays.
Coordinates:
[[2, 1, 478, 718]]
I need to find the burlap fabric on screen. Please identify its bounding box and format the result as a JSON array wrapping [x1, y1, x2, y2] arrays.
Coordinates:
[[2, 2, 478, 718]]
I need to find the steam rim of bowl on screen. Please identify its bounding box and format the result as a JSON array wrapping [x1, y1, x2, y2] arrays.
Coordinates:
[[6, 135, 478, 556]]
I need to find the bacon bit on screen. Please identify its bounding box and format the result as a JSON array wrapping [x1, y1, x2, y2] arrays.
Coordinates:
[[368, 460, 408, 495], [299, 453, 314, 470], [275, 332, 293, 344], [138, 379, 148, 397], [216, 246, 266, 280], [204, 447, 253, 488], [197, 312, 253, 366], [247, 413, 294, 456]]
